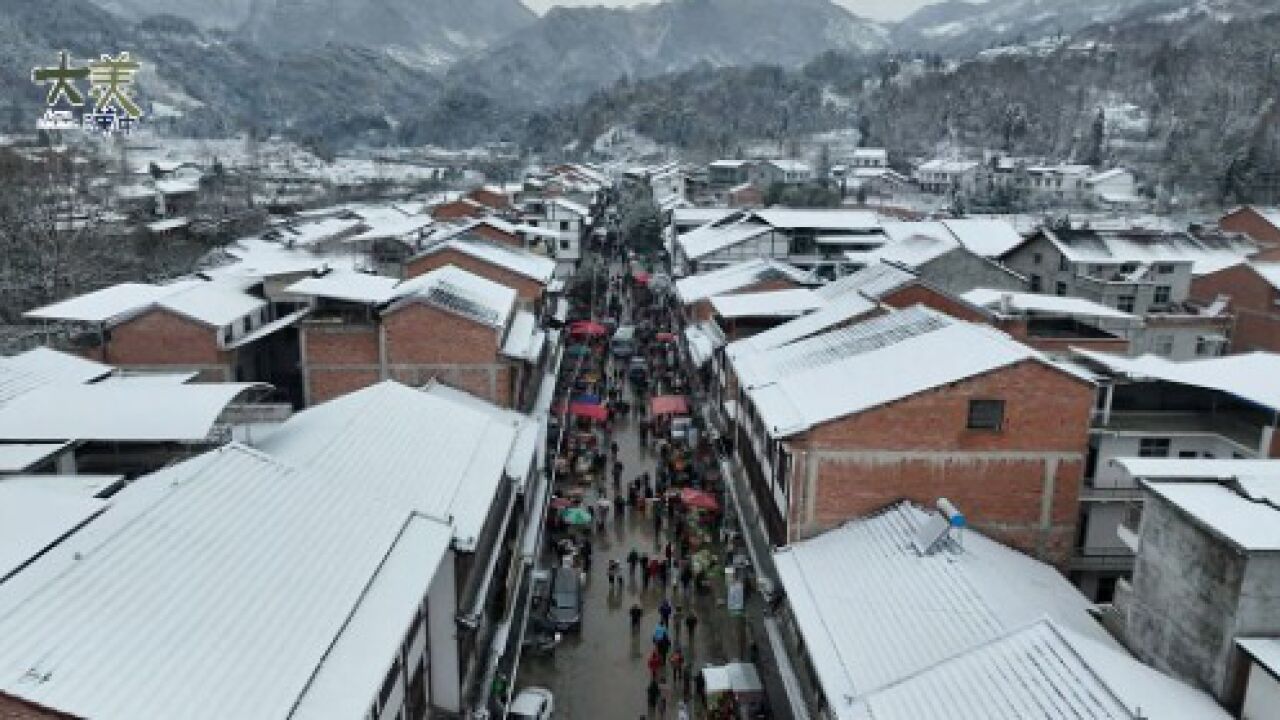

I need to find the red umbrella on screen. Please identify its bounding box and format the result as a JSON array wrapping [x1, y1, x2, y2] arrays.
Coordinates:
[[569, 402, 609, 422], [655, 332, 677, 343], [549, 497, 573, 511], [681, 488, 720, 512], [650, 395, 690, 417], [569, 321, 607, 337], [633, 271, 651, 285]]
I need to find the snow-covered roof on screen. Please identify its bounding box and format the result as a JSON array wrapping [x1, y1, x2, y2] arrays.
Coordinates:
[[1140, 476, 1280, 551], [277, 217, 365, 247], [917, 158, 980, 173], [847, 222, 958, 268], [0, 474, 121, 499], [940, 218, 1026, 258], [389, 265, 517, 329], [816, 262, 917, 303], [684, 325, 716, 368], [1238, 637, 1280, 678], [500, 310, 547, 363], [1113, 458, 1280, 488], [421, 236, 556, 284], [0, 442, 71, 473], [345, 210, 431, 243], [677, 216, 773, 260], [1248, 262, 1280, 291], [710, 289, 823, 319], [146, 217, 190, 233], [1071, 349, 1280, 413], [0, 348, 112, 386], [551, 197, 590, 217], [963, 288, 1136, 321], [709, 159, 752, 169], [674, 259, 812, 304], [201, 238, 367, 282], [420, 381, 540, 485], [764, 159, 811, 173], [852, 148, 887, 160], [0, 442, 455, 720], [0, 382, 261, 442], [727, 292, 879, 360], [25, 279, 264, 329], [0, 484, 108, 582], [1087, 167, 1132, 184], [774, 502, 1224, 720], [286, 271, 400, 304], [1032, 227, 1255, 275], [738, 306, 1086, 437], [254, 381, 523, 547], [671, 207, 736, 228], [752, 209, 880, 231]]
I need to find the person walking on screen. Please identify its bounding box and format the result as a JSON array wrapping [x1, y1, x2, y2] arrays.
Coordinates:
[[630, 602, 644, 630], [647, 648, 663, 681], [658, 597, 673, 626], [607, 559, 620, 588], [679, 563, 693, 597], [627, 548, 640, 580], [684, 612, 698, 642], [670, 647, 685, 683], [646, 678, 661, 715], [676, 699, 690, 720]]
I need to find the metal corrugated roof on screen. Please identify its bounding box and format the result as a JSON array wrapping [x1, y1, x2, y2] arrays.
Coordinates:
[[709, 289, 823, 319], [0, 484, 108, 582], [435, 237, 556, 284], [774, 503, 1224, 720], [674, 259, 812, 304], [816, 262, 916, 302], [390, 266, 517, 329], [1071, 349, 1280, 413]]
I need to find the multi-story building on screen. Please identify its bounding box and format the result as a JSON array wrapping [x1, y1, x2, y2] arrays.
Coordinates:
[[1191, 260, 1280, 354], [673, 208, 885, 277]]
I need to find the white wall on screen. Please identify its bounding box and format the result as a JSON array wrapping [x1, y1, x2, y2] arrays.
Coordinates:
[[1093, 434, 1254, 487], [1244, 662, 1280, 720], [428, 553, 460, 714]]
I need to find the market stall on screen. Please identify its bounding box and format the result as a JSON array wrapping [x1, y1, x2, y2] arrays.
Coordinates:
[[702, 663, 767, 719]]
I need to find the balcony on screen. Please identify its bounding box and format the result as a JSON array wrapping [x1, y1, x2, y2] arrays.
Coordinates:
[[1078, 481, 1143, 503], [1069, 547, 1134, 572], [1093, 411, 1264, 453]]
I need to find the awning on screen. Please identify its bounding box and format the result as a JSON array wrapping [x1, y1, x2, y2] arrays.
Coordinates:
[[569, 403, 608, 422], [650, 395, 689, 417], [681, 487, 720, 512]]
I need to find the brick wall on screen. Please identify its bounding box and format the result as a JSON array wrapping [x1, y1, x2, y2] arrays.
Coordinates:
[[107, 308, 232, 380], [1220, 208, 1280, 249], [881, 284, 989, 323], [384, 303, 513, 407], [301, 323, 380, 405], [0, 694, 73, 720], [1191, 263, 1280, 353], [471, 224, 523, 249], [788, 360, 1093, 566], [403, 250, 542, 304]]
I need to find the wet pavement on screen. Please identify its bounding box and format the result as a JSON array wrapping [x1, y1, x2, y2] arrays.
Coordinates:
[[520, 255, 755, 719], [521, 404, 753, 720]]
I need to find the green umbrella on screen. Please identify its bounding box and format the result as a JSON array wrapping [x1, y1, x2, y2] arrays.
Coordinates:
[[562, 507, 593, 526]]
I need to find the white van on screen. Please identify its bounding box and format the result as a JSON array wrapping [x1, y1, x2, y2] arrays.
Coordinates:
[[611, 326, 636, 357]]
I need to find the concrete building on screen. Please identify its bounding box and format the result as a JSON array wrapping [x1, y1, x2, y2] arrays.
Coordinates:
[[962, 289, 1140, 356], [752, 159, 813, 187], [707, 160, 755, 189], [772, 500, 1230, 720], [1112, 458, 1280, 713], [1066, 350, 1280, 601], [1001, 225, 1251, 359], [726, 304, 1095, 566], [913, 158, 980, 195], [518, 197, 592, 274], [0, 380, 540, 720], [289, 266, 545, 409], [674, 209, 885, 277]]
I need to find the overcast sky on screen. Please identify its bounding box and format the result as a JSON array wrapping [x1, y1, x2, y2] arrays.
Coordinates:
[[523, 0, 943, 22]]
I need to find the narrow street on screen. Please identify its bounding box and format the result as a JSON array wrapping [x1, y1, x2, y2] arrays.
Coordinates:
[[513, 227, 795, 719]]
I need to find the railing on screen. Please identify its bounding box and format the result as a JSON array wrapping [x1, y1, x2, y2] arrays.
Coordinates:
[[1069, 549, 1135, 572], [1078, 481, 1143, 502]]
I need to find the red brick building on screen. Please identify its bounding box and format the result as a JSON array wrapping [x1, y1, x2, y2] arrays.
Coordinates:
[[1218, 206, 1280, 256], [289, 266, 545, 408], [1191, 260, 1280, 353], [431, 198, 488, 222], [404, 236, 555, 308], [728, 304, 1094, 567], [25, 279, 292, 384], [464, 187, 512, 212]]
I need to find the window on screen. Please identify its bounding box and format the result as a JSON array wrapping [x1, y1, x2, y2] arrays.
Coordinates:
[[1096, 576, 1118, 603], [560, 238, 570, 250], [1154, 335, 1174, 356], [1195, 336, 1216, 356], [1032, 252, 1043, 265], [560, 220, 570, 232], [1055, 281, 1067, 296], [242, 317, 251, 334], [967, 399, 1005, 430], [1059, 255, 1070, 272], [1139, 438, 1171, 458], [1153, 285, 1171, 305], [1117, 295, 1135, 313], [1156, 263, 1175, 275], [222, 327, 233, 345], [1029, 274, 1043, 292]]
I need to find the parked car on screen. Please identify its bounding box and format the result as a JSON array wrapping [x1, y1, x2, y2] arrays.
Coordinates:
[[547, 567, 582, 631], [508, 687, 555, 720], [611, 325, 636, 357]]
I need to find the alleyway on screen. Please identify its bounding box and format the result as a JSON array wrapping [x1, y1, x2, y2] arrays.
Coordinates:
[[519, 245, 761, 719]]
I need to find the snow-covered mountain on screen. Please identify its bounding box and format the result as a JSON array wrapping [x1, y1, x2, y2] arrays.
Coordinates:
[[89, 0, 538, 69], [447, 0, 890, 106], [890, 0, 1185, 54]]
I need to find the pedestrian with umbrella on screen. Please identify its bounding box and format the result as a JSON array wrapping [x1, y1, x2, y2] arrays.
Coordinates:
[[647, 647, 663, 680]]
